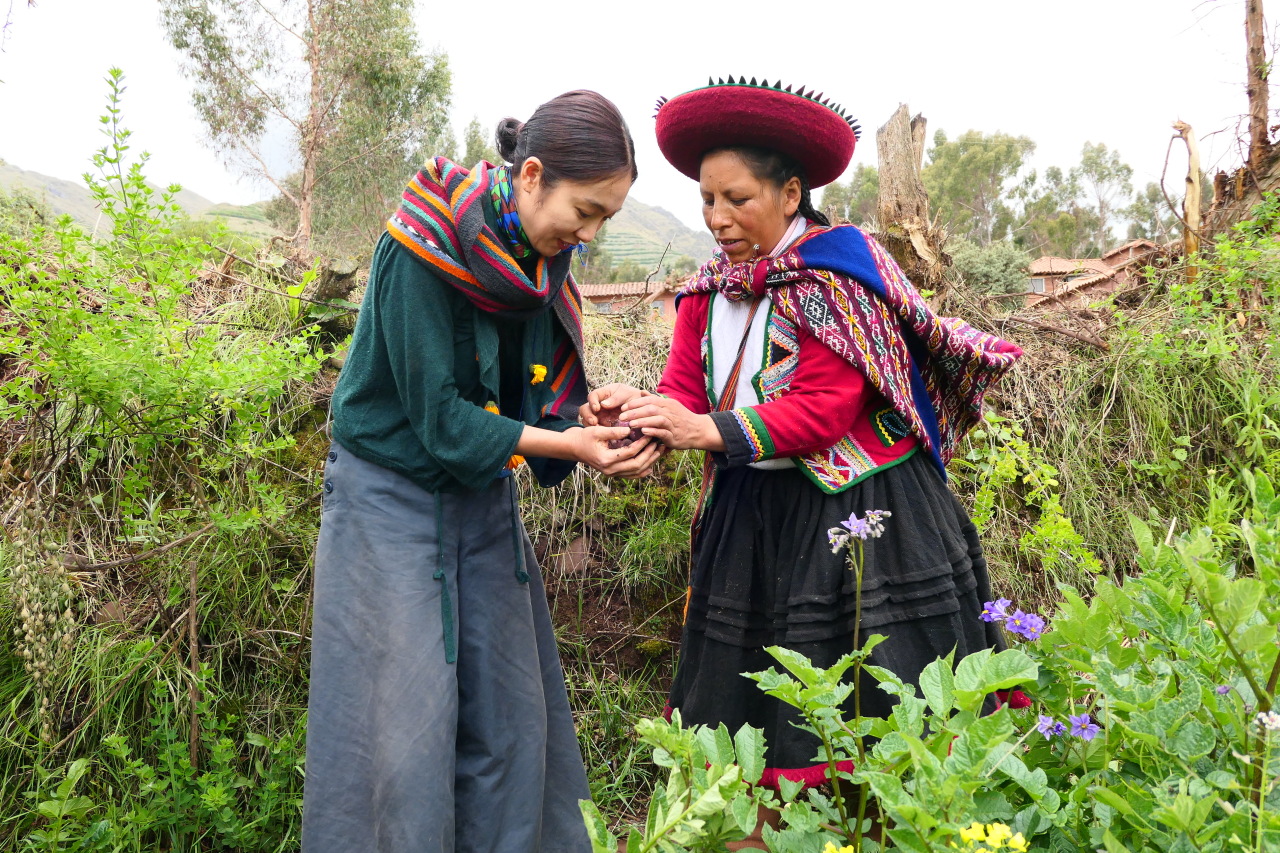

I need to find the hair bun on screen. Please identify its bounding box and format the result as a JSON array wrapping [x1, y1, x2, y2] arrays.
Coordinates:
[[495, 118, 523, 163]]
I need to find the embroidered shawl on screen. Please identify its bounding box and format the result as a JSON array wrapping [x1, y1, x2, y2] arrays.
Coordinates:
[[386, 157, 587, 420], [681, 224, 1023, 476]]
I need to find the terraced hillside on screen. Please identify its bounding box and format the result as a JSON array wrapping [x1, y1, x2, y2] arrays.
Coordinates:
[[600, 199, 714, 268]]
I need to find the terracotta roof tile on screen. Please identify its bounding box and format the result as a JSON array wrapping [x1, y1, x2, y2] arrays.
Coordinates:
[[578, 281, 672, 298], [1029, 256, 1113, 276], [1101, 239, 1158, 263]]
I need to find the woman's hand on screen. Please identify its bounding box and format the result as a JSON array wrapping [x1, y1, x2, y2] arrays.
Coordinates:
[[571, 425, 664, 478], [621, 395, 724, 452], [579, 383, 647, 427]]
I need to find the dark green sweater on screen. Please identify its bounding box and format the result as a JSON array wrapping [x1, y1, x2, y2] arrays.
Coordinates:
[[331, 231, 580, 493]]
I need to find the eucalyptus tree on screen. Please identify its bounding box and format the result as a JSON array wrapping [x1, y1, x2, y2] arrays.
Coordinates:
[[1012, 166, 1099, 258], [160, 0, 452, 247], [1073, 142, 1133, 254], [921, 130, 1035, 246], [820, 163, 879, 226], [1124, 182, 1180, 243], [462, 117, 500, 168]]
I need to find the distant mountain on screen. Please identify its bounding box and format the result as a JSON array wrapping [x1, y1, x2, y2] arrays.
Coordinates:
[[601, 199, 713, 268], [0, 160, 713, 261], [0, 160, 271, 237]]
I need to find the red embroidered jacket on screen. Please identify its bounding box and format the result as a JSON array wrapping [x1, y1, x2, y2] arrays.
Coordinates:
[[657, 293, 919, 493]]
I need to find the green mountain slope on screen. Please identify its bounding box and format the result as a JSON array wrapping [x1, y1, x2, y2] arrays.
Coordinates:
[[600, 199, 713, 268]]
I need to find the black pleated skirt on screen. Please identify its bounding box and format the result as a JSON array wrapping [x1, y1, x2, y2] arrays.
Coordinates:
[[667, 450, 1005, 783]]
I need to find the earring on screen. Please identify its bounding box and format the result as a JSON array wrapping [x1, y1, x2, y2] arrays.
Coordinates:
[[751, 243, 761, 260]]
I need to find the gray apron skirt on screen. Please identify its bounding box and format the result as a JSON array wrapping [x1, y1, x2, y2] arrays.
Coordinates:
[[302, 442, 591, 853]]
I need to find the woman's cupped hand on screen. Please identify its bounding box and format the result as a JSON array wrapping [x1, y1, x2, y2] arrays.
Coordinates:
[[578, 383, 646, 427], [621, 395, 716, 452], [571, 425, 663, 479]]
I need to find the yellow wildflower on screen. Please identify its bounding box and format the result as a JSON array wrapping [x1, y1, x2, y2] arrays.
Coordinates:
[[821, 843, 854, 853], [985, 823, 1013, 847], [530, 364, 548, 385], [1007, 832, 1029, 852], [959, 823, 987, 844]]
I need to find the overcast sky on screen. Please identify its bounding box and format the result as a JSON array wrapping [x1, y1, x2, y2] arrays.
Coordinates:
[[0, 0, 1266, 231]]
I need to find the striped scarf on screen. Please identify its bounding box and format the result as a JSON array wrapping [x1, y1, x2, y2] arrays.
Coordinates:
[[387, 157, 588, 420], [681, 224, 1022, 476]]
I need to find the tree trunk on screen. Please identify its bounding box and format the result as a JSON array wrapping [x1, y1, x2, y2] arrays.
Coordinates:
[[1205, 0, 1279, 236], [295, 0, 323, 248], [1248, 0, 1271, 168], [873, 105, 950, 301]]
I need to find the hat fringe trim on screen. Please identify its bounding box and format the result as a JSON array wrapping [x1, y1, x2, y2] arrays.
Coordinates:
[[657, 77, 862, 138]]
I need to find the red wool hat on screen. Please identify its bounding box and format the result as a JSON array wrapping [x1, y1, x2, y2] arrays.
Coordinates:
[[654, 77, 860, 188]]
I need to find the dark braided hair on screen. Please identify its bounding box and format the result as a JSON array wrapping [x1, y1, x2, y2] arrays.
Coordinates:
[[707, 145, 831, 226]]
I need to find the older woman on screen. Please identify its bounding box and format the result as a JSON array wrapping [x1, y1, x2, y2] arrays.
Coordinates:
[[303, 90, 658, 853], [586, 78, 1024, 789]]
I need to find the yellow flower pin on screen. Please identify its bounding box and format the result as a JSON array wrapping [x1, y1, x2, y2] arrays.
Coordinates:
[[530, 364, 547, 385]]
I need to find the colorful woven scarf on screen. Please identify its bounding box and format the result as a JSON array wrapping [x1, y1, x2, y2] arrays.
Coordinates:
[[386, 157, 587, 420], [488, 165, 535, 259], [681, 224, 1023, 476]]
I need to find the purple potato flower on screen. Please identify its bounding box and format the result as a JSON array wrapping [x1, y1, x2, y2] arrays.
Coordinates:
[[1216, 685, 1231, 695], [1069, 713, 1101, 741], [981, 599, 1012, 623], [1008, 611, 1047, 640], [1035, 715, 1066, 740]]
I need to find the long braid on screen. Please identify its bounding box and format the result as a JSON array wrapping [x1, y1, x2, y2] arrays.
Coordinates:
[[797, 174, 830, 226]]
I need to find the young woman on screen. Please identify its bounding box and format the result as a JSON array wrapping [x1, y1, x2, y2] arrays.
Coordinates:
[[584, 79, 1025, 790], [303, 90, 658, 853]]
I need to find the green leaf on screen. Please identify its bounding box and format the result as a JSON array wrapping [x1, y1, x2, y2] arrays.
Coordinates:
[[733, 725, 765, 785], [713, 723, 735, 766], [1222, 579, 1264, 631], [1091, 786, 1137, 817], [919, 655, 956, 717], [778, 775, 805, 803], [37, 796, 95, 821], [1101, 829, 1132, 853], [1169, 721, 1216, 761], [890, 694, 928, 738], [954, 648, 1039, 708], [765, 646, 825, 687], [946, 710, 1013, 776], [1236, 621, 1276, 653], [578, 800, 615, 853], [730, 794, 756, 835]]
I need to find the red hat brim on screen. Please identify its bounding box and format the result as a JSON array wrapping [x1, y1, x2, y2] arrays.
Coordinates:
[[655, 84, 857, 188]]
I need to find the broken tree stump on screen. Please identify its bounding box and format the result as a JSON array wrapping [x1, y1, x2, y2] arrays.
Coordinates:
[[873, 104, 950, 302], [1173, 121, 1202, 285]]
